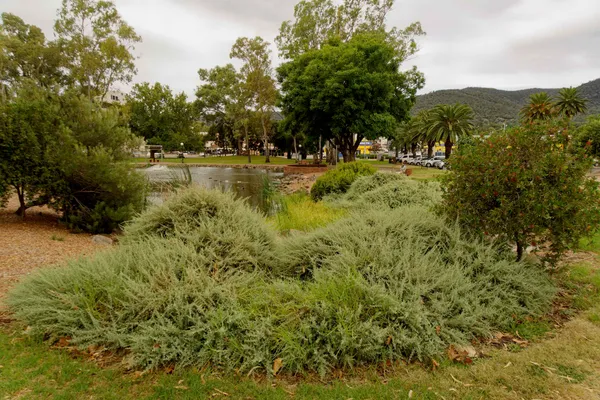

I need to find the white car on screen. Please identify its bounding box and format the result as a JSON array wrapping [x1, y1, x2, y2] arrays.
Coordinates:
[[424, 156, 445, 168]]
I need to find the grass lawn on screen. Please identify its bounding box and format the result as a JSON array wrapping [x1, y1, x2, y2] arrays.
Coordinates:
[[131, 156, 296, 165]]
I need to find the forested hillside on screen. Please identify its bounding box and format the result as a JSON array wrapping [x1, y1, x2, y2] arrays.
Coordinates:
[[414, 78, 600, 126]]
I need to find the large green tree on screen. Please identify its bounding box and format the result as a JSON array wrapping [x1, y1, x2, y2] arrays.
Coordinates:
[[276, 0, 423, 60], [230, 37, 277, 163], [54, 0, 141, 99], [127, 82, 198, 151], [424, 104, 474, 158], [0, 13, 62, 97], [195, 64, 251, 158], [0, 84, 67, 216], [278, 33, 423, 162]]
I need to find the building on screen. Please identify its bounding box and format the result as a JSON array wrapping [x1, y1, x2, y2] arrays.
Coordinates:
[[100, 89, 126, 105]]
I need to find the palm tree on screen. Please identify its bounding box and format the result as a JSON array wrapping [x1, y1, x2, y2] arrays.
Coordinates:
[[425, 104, 474, 158], [520, 92, 555, 123], [555, 87, 587, 120], [411, 110, 436, 158]]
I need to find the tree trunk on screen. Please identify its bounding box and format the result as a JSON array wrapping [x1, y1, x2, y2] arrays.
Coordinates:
[[15, 187, 26, 218], [445, 138, 453, 159], [319, 135, 323, 164], [515, 234, 524, 262], [427, 140, 435, 158], [245, 125, 251, 164], [293, 135, 298, 161], [261, 117, 270, 163], [411, 143, 417, 158]]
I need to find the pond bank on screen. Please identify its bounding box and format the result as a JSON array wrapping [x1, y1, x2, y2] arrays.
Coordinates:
[[135, 163, 285, 172]]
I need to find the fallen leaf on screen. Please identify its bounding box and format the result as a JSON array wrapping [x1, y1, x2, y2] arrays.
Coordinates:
[[386, 336, 392, 345], [432, 359, 440, 371], [504, 362, 512, 368], [174, 386, 189, 390], [273, 358, 283, 375], [408, 390, 413, 398], [435, 326, 441, 335], [164, 366, 174, 374]]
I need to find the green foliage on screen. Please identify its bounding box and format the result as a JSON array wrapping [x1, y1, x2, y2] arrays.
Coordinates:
[[333, 172, 441, 209], [278, 33, 424, 162], [275, 0, 424, 60], [575, 115, 600, 158], [520, 92, 556, 123], [424, 104, 474, 158], [58, 148, 146, 233], [556, 87, 588, 119], [54, 0, 141, 97], [442, 121, 600, 265], [127, 82, 200, 152], [0, 12, 62, 90], [0, 84, 67, 216], [123, 188, 276, 272], [310, 162, 376, 200], [269, 192, 346, 232]]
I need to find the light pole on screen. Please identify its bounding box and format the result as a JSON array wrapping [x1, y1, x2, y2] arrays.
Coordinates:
[[180, 142, 184, 164]]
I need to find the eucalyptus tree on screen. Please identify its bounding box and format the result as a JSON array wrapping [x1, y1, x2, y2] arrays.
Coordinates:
[[54, 0, 141, 100], [0, 13, 62, 97], [425, 104, 474, 158], [276, 0, 424, 60], [555, 87, 587, 120], [230, 37, 277, 163]]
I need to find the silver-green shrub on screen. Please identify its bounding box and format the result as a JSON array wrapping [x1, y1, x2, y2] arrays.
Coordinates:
[[123, 188, 276, 272], [7, 187, 556, 376]]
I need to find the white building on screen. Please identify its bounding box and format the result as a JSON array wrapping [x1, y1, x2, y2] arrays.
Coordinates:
[[100, 89, 126, 105]]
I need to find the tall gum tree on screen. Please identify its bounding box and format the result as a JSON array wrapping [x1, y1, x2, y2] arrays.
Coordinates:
[[54, 0, 141, 100], [230, 37, 277, 163]]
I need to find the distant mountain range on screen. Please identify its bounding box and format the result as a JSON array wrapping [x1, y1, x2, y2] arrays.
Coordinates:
[[413, 78, 600, 126]]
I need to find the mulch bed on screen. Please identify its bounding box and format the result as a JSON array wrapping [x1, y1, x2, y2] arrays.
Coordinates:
[[0, 197, 99, 310]]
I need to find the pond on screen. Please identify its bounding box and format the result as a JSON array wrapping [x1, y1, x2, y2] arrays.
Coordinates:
[[142, 165, 283, 209]]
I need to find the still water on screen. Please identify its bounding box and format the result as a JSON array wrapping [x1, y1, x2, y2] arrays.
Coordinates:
[[142, 165, 283, 209]]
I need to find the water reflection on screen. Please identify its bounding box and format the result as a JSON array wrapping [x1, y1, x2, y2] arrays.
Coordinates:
[[142, 165, 283, 209]]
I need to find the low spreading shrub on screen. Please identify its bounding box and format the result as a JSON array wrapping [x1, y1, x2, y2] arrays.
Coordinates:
[[123, 187, 277, 272], [310, 162, 376, 201], [8, 188, 556, 376], [330, 172, 441, 209]]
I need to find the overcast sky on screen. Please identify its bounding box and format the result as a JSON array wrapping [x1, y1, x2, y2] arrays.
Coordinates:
[[2, 0, 600, 98]]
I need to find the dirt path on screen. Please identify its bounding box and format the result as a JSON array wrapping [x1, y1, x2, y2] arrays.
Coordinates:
[[0, 197, 99, 312]]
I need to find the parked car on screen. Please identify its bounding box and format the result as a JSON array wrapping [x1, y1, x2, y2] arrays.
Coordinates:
[[424, 156, 445, 168], [408, 156, 422, 165]]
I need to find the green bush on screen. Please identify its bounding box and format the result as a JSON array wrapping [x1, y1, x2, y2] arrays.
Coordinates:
[[332, 172, 441, 209], [8, 189, 556, 376], [443, 121, 600, 265], [310, 162, 376, 201], [56, 148, 146, 234], [123, 187, 277, 272]]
